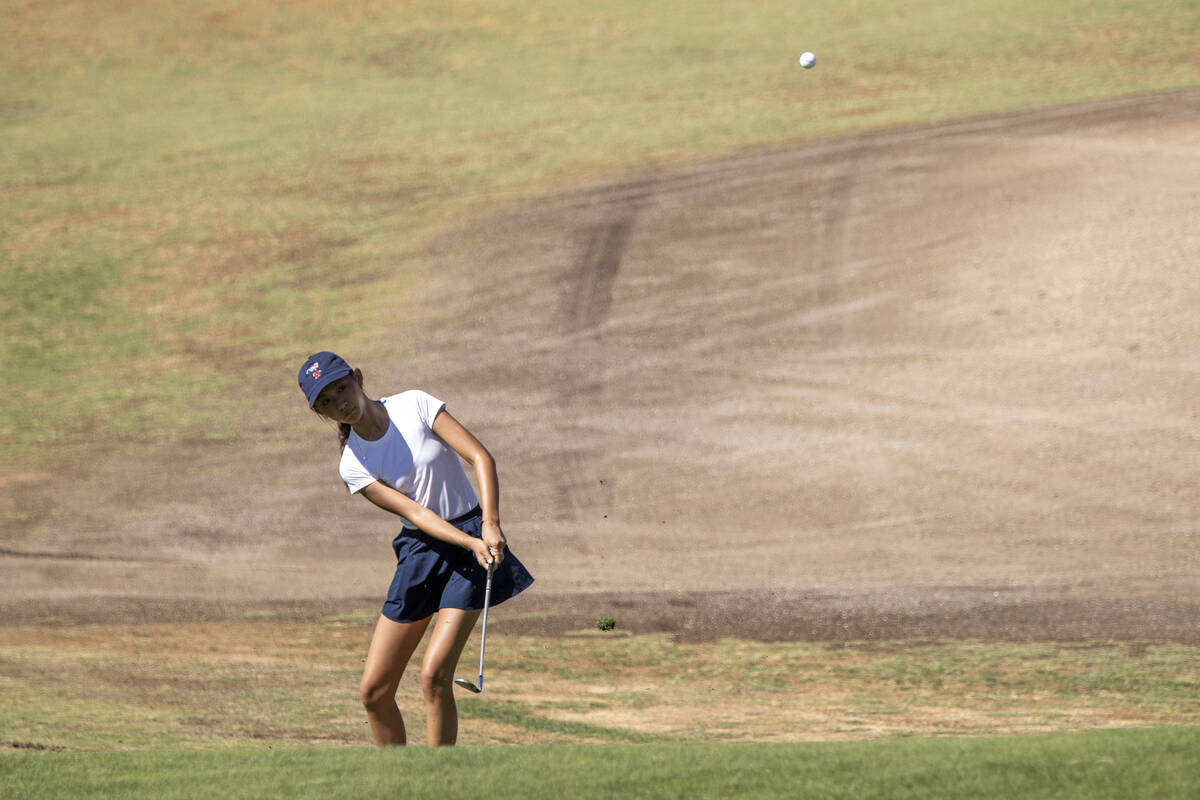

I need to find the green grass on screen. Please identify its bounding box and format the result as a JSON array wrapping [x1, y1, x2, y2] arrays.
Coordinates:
[[3, 727, 1199, 800], [2, 0, 1198, 456]]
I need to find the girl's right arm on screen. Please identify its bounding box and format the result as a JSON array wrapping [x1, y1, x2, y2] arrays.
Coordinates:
[[359, 481, 494, 568]]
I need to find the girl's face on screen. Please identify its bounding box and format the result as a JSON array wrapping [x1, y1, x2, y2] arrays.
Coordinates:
[[313, 373, 365, 425]]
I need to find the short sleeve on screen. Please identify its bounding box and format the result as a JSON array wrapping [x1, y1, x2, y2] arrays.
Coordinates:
[[339, 445, 377, 495], [411, 390, 447, 431]]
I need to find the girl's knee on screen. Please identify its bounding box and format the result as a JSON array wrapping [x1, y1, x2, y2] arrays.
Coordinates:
[[420, 664, 453, 701], [360, 677, 396, 710]]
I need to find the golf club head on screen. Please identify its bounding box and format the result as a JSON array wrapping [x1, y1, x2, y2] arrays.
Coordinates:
[[454, 677, 482, 694]]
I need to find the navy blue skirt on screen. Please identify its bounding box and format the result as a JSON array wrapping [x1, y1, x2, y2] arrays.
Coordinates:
[[381, 508, 534, 623]]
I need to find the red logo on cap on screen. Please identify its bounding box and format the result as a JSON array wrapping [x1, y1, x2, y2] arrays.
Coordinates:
[[306, 362, 322, 380]]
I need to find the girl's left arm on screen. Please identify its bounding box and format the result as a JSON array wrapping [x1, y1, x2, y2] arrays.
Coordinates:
[[432, 409, 507, 563]]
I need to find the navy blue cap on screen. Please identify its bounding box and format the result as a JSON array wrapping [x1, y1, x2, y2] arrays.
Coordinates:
[[298, 351, 353, 408]]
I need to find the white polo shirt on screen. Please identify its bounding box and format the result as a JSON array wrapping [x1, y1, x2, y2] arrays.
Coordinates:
[[339, 390, 479, 528]]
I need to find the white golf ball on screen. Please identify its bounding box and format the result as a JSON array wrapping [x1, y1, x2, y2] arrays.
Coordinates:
[[798, 51, 816, 69]]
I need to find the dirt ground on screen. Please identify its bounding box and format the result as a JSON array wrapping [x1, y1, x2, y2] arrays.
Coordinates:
[[3, 90, 1199, 645]]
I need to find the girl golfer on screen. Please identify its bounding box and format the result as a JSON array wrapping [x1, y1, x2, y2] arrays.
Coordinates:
[[298, 351, 533, 746]]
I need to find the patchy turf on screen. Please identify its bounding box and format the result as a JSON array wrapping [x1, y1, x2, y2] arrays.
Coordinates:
[[2, 618, 1198, 751]]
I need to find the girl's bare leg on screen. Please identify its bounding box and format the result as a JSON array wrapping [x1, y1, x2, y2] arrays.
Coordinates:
[[420, 608, 482, 746], [360, 614, 431, 746]]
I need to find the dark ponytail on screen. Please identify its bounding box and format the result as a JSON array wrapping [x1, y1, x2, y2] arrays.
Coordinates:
[[338, 367, 362, 450]]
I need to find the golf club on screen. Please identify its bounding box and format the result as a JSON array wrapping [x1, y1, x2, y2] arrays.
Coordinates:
[[454, 560, 495, 694]]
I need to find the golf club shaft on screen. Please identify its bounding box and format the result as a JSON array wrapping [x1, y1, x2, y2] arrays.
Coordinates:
[[476, 561, 494, 684]]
